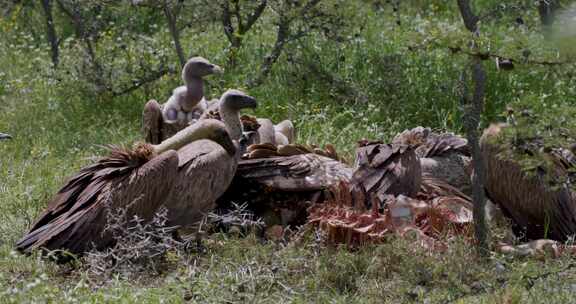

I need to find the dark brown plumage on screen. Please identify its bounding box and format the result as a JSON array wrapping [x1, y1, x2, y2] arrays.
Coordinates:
[[481, 123, 576, 241], [237, 153, 352, 192], [351, 142, 422, 206], [16, 119, 236, 257], [393, 126, 471, 194]]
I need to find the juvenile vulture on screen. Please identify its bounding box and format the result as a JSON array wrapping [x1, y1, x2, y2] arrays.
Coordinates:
[[480, 123, 576, 241], [142, 57, 222, 144], [392, 127, 471, 194], [16, 119, 235, 256], [0, 132, 11, 140]]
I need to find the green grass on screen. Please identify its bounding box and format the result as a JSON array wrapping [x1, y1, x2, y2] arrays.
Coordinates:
[[2, 1, 576, 302]]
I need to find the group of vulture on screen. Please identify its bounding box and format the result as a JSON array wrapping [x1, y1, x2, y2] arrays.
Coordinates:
[[10, 57, 576, 260]]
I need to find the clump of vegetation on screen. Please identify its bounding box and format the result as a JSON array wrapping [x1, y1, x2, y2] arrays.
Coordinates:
[[83, 207, 193, 281]]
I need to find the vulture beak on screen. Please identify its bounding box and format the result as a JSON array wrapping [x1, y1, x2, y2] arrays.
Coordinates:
[[0, 133, 12, 141], [211, 64, 223, 75], [241, 96, 258, 109]]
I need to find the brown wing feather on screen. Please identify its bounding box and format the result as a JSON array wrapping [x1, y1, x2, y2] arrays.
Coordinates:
[[166, 140, 237, 227], [481, 123, 576, 241], [16, 149, 178, 256], [142, 100, 163, 144], [236, 154, 352, 191], [351, 143, 421, 206], [392, 126, 470, 158]]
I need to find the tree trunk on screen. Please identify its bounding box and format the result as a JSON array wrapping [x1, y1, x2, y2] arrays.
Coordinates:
[[456, 0, 490, 256], [163, 4, 185, 67], [463, 60, 489, 255], [538, 0, 557, 38], [41, 0, 59, 68], [248, 18, 288, 87]]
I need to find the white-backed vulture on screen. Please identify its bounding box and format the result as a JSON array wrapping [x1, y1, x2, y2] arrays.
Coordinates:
[[167, 89, 257, 227], [392, 126, 471, 194], [0, 132, 11, 140], [16, 119, 236, 257], [142, 57, 222, 144], [480, 123, 576, 241], [256, 118, 295, 146]]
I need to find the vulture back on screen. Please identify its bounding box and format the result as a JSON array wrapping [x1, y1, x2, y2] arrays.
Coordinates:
[[480, 123, 576, 241]]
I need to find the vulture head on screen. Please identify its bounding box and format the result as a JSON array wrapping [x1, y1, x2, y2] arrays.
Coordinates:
[[182, 56, 223, 83], [220, 89, 258, 110], [0, 132, 11, 141], [218, 89, 258, 142]]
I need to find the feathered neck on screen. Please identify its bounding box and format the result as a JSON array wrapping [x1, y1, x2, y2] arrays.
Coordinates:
[[220, 105, 242, 141], [181, 77, 204, 112]]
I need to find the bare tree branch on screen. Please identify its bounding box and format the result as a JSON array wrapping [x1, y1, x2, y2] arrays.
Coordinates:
[[163, 0, 185, 66], [457, 0, 479, 33], [41, 0, 59, 68], [112, 66, 175, 97]]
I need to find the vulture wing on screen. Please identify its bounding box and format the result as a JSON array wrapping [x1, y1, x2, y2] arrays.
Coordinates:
[[236, 153, 353, 191], [481, 123, 576, 241], [142, 100, 164, 144], [352, 143, 421, 205], [166, 139, 238, 227], [16, 150, 179, 255]]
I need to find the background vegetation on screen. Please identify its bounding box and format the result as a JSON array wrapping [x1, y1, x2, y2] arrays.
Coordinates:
[[1, 0, 576, 302]]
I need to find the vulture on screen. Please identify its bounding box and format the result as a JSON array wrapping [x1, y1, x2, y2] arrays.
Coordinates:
[[142, 57, 222, 144], [16, 89, 257, 256], [480, 123, 576, 241], [0, 132, 11, 140], [392, 127, 471, 194]]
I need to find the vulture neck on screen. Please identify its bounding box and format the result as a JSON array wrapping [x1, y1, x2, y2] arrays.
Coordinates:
[[181, 77, 204, 112], [220, 106, 242, 141], [153, 121, 209, 153]]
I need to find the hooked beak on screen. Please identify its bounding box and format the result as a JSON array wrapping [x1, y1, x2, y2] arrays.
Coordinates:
[[0, 133, 12, 141], [242, 96, 258, 109], [211, 64, 223, 75]]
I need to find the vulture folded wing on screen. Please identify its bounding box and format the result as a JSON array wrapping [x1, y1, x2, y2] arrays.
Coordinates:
[[237, 154, 353, 191], [143, 100, 164, 144], [352, 143, 421, 204], [419, 132, 470, 158], [167, 139, 238, 226], [16, 151, 179, 255]]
